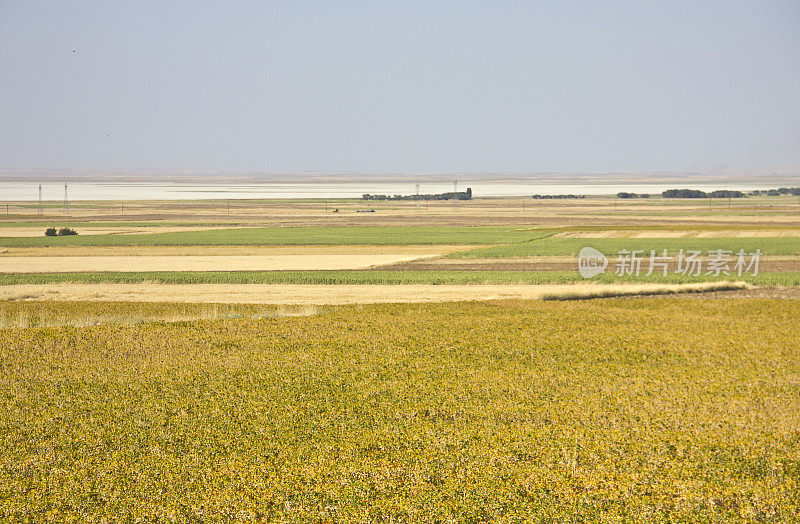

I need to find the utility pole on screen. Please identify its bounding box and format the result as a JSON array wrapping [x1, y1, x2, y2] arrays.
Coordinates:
[[38, 184, 42, 215], [63, 183, 68, 215]]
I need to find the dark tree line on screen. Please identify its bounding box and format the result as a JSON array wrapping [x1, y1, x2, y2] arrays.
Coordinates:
[[363, 188, 472, 201], [662, 187, 800, 198], [750, 188, 800, 196], [661, 189, 745, 198]]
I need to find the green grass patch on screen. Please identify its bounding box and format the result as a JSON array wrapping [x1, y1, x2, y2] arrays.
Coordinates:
[[452, 236, 800, 258], [563, 210, 800, 217], [0, 226, 554, 247], [558, 224, 800, 232]]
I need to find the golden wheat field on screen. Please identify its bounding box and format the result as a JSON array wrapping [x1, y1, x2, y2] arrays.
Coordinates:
[[0, 299, 798, 522]]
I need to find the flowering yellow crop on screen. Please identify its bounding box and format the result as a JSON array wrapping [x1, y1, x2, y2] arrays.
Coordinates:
[[0, 299, 797, 521]]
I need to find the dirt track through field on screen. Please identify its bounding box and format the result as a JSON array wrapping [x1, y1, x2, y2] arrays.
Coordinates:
[[0, 282, 747, 304]]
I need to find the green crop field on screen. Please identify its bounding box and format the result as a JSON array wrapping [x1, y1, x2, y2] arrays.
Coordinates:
[[451, 236, 800, 258], [0, 299, 797, 521], [0, 226, 553, 247], [563, 210, 800, 217], [557, 224, 800, 232]]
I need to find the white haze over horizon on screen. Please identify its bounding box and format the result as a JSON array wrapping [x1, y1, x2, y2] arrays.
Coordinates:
[[1, 1, 799, 176]]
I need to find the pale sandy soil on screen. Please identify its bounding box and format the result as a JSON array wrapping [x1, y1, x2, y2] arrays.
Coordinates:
[[0, 245, 467, 257], [0, 228, 133, 237], [0, 226, 243, 237], [0, 254, 441, 273], [556, 230, 800, 238], [0, 282, 748, 304]]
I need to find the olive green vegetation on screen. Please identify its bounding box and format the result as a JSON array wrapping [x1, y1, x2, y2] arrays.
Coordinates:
[[0, 301, 316, 329], [557, 224, 800, 232], [1, 269, 565, 285], [565, 210, 800, 217], [0, 222, 793, 231], [451, 236, 800, 258], [0, 226, 553, 247], [1, 270, 799, 286], [1, 299, 797, 521]]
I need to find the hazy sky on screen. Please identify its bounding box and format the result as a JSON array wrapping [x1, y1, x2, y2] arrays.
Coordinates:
[[1, 1, 799, 174]]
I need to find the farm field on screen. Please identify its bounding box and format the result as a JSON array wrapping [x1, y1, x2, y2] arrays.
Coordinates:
[[1, 194, 799, 520], [2, 270, 800, 287], [0, 245, 463, 257], [0, 225, 552, 247], [3, 195, 800, 228], [0, 253, 444, 273], [5, 3, 800, 520], [1, 196, 798, 291], [449, 236, 800, 258], [0, 281, 747, 304], [555, 229, 800, 238], [1, 299, 798, 521]]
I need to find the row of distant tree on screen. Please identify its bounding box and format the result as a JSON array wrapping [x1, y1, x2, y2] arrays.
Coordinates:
[[616, 192, 650, 199], [362, 188, 472, 201], [750, 187, 800, 196], [530, 187, 800, 200], [662, 188, 800, 198], [661, 189, 744, 198]]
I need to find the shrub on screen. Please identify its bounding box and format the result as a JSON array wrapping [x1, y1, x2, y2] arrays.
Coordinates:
[[662, 189, 709, 198], [709, 190, 744, 198], [57, 227, 77, 236], [44, 228, 57, 237]]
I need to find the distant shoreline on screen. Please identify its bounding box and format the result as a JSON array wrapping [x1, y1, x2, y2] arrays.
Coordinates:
[[1, 180, 798, 201]]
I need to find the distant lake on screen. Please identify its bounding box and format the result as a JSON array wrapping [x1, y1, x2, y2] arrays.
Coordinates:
[[0, 181, 788, 201]]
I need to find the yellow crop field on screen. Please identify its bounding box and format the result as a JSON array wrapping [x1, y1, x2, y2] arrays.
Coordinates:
[[0, 299, 798, 521]]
